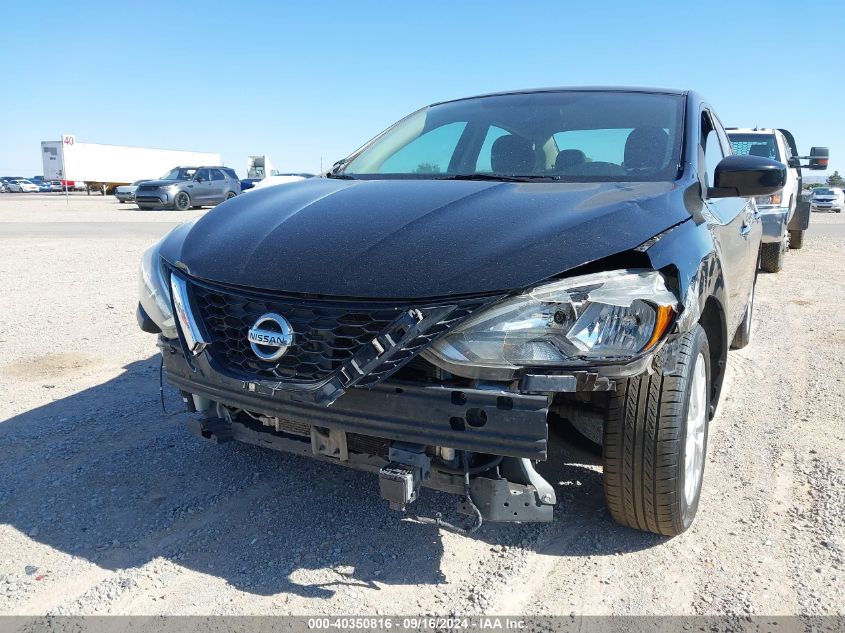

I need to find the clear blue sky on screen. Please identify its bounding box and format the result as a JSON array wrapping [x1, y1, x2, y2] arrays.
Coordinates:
[[1, 0, 842, 178]]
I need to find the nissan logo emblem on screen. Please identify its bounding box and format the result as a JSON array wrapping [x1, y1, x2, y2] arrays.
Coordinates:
[[247, 313, 294, 362]]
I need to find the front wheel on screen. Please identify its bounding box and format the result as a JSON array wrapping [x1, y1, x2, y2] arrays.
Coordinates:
[[225, 191, 236, 200], [173, 191, 191, 211], [603, 324, 710, 536], [789, 229, 804, 250]]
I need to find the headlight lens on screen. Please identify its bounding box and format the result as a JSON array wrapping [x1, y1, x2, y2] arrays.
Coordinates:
[[754, 192, 782, 206], [138, 241, 177, 338], [427, 270, 677, 374]]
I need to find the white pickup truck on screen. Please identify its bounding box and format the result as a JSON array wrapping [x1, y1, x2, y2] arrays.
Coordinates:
[[727, 128, 828, 272]]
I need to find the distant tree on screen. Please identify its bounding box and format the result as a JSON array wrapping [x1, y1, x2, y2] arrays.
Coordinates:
[[827, 171, 845, 187], [414, 162, 441, 174]]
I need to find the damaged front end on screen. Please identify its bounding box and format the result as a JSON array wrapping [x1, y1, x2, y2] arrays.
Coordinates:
[[141, 255, 685, 528]]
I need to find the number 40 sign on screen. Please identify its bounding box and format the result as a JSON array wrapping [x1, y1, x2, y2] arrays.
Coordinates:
[[62, 134, 75, 146]]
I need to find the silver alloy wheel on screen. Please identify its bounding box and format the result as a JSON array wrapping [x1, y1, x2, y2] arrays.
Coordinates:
[[684, 352, 707, 506]]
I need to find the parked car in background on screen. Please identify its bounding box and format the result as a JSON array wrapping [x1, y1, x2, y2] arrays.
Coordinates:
[[241, 173, 310, 193], [0, 181, 7, 193], [7, 179, 39, 193], [728, 128, 828, 269], [138, 87, 786, 537], [37, 181, 52, 192], [73, 181, 87, 191], [50, 180, 64, 192], [810, 187, 844, 212], [114, 180, 149, 203], [135, 166, 241, 210]]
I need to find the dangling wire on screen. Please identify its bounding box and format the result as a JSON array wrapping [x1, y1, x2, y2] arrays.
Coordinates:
[[404, 451, 483, 535], [159, 355, 167, 413]]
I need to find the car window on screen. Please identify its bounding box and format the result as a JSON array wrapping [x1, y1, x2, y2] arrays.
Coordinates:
[[222, 168, 238, 180], [712, 115, 732, 156], [701, 112, 723, 189], [729, 133, 778, 161], [195, 169, 212, 181], [475, 126, 512, 172], [342, 91, 685, 182], [211, 169, 225, 181], [553, 128, 631, 166], [378, 120, 468, 174]]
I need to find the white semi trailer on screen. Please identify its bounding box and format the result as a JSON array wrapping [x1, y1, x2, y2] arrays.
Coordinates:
[[41, 137, 221, 194]]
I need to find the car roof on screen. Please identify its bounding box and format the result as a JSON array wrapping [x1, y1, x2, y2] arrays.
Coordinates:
[[431, 86, 690, 107]]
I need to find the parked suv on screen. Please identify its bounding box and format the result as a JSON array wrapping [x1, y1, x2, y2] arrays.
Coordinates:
[[137, 88, 786, 536], [135, 166, 240, 210]]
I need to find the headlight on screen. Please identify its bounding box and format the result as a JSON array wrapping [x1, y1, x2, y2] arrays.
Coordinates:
[[755, 192, 782, 206], [138, 240, 177, 338], [426, 270, 677, 376]]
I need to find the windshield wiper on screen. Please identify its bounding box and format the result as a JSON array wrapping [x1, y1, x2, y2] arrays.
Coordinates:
[[432, 173, 559, 183], [325, 158, 356, 179]]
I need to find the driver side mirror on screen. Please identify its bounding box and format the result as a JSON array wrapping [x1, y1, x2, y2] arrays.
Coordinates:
[[708, 155, 786, 198], [788, 157, 801, 169], [195, 176, 204, 183]]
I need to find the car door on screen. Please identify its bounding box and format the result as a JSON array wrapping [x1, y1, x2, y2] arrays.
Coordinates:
[[209, 168, 227, 203], [190, 168, 213, 203], [701, 109, 758, 335]]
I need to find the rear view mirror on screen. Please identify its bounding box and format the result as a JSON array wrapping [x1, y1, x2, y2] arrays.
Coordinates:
[[709, 155, 786, 198], [788, 157, 801, 169], [809, 146, 829, 170]]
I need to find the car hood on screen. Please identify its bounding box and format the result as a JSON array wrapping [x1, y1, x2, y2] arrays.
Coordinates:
[[141, 179, 186, 187], [164, 177, 692, 299]]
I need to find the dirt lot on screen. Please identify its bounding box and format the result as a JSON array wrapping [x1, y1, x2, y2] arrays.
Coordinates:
[[0, 193, 843, 617]]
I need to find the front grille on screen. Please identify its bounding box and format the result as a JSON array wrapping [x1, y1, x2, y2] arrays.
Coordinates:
[[137, 184, 158, 192], [189, 278, 485, 384]]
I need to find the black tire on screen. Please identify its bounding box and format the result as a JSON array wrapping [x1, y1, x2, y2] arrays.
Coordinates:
[[137, 205, 153, 210], [731, 278, 754, 349], [789, 229, 804, 250], [760, 240, 786, 273], [225, 191, 236, 200], [174, 191, 191, 211], [603, 324, 711, 536]]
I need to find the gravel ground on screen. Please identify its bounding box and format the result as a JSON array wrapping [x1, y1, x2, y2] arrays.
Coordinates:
[[0, 195, 843, 618]]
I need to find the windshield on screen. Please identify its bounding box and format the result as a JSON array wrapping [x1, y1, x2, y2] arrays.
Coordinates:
[[729, 133, 780, 161], [813, 188, 834, 196], [340, 91, 686, 182], [159, 167, 197, 180]]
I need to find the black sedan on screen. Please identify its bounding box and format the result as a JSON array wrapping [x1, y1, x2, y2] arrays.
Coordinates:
[[137, 87, 785, 536]]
